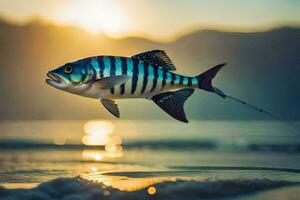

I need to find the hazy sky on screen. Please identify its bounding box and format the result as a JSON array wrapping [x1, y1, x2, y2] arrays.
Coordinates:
[[0, 0, 299, 39]]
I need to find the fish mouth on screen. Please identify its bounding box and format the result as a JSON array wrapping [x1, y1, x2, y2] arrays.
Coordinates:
[[46, 71, 62, 83], [46, 71, 66, 89]]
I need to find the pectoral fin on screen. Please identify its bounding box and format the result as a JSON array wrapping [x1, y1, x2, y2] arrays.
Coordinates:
[[100, 98, 120, 118], [152, 88, 194, 123], [94, 75, 130, 89]]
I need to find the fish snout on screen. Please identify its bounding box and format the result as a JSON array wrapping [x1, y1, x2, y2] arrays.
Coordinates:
[[47, 71, 61, 82], [46, 70, 66, 90]]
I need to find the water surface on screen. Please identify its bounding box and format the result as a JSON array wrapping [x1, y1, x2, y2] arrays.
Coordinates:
[[0, 120, 299, 199]]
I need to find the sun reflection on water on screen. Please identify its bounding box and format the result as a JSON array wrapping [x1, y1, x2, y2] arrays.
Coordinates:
[[81, 171, 180, 193], [80, 120, 176, 194], [82, 149, 105, 161], [81, 120, 123, 161]]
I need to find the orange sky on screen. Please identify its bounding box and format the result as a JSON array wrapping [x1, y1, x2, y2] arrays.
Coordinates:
[[0, 0, 299, 40]]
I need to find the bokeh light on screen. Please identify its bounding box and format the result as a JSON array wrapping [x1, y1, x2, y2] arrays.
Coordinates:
[[52, 136, 66, 145], [147, 186, 157, 195], [82, 120, 114, 146], [81, 120, 123, 161], [83, 120, 114, 136]]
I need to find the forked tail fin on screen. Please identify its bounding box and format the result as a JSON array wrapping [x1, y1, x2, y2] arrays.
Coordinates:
[[196, 63, 226, 93]]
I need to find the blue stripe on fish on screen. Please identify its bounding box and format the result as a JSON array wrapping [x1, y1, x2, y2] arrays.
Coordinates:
[[90, 58, 100, 79], [138, 62, 144, 94], [148, 64, 154, 92], [166, 72, 172, 83], [103, 56, 111, 77], [150, 65, 158, 92], [115, 57, 122, 75], [183, 77, 189, 85], [138, 61, 144, 77], [127, 58, 133, 76], [157, 68, 164, 91], [148, 64, 154, 79], [131, 59, 139, 94], [192, 77, 198, 86]]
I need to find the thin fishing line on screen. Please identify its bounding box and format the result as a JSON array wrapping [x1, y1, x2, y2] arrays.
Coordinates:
[[225, 95, 281, 120], [214, 87, 300, 133]]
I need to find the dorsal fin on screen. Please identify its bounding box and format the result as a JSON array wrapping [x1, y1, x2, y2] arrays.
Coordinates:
[[132, 50, 176, 71], [152, 88, 194, 122]]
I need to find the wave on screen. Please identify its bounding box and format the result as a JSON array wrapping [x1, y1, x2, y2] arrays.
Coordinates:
[[0, 177, 298, 200], [1, 140, 300, 153], [168, 166, 300, 173]]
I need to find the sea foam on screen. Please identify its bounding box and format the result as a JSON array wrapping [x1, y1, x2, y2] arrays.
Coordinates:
[[0, 177, 297, 200]]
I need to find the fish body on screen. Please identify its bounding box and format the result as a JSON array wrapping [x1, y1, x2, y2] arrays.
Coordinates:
[[46, 50, 225, 122], [79, 56, 198, 99]]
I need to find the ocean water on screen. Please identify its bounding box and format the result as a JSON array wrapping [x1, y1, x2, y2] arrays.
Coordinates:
[[0, 120, 299, 200]]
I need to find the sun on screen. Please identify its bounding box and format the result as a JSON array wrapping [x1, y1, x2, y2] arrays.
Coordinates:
[[56, 0, 128, 36]]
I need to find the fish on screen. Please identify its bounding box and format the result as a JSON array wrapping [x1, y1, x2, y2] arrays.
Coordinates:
[[46, 50, 226, 122]]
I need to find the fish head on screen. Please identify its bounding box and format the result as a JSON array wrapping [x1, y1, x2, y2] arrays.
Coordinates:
[[46, 59, 95, 92]]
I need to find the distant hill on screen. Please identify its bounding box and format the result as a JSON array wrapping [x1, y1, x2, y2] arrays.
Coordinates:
[[0, 20, 299, 120]]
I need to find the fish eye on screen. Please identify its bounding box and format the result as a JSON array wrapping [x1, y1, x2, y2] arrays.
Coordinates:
[[64, 65, 73, 74]]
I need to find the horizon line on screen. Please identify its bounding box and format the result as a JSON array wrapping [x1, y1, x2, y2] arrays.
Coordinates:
[[0, 16, 299, 43]]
